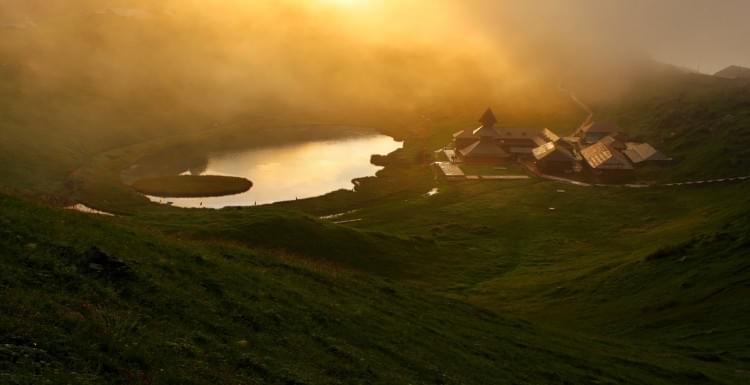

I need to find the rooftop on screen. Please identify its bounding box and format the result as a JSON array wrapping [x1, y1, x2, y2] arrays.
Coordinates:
[[623, 142, 671, 163], [459, 140, 510, 159], [580, 140, 633, 170], [479, 108, 498, 127], [533, 141, 577, 162]]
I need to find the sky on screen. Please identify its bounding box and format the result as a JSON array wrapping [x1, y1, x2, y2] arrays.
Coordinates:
[[470, 0, 750, 74], [410, 0, 748, 73], [3, 0, 750, 74], [2, 0, 750, 121]]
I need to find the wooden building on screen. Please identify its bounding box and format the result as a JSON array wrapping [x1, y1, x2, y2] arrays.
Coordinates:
[[452, 128, 480, 150], [452, 108, 498, 149], [452, 108, 559, 162], [532, 141, 578, 173], [458, 139, 510, 163], [623, 142, 672, 165], [580, 139, 634, 181]]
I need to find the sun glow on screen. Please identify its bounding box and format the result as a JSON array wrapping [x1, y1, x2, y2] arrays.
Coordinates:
[[320, 0, 371, 8]]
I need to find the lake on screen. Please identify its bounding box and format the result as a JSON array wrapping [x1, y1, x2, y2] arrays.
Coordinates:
[[145, 134, 402, 208]]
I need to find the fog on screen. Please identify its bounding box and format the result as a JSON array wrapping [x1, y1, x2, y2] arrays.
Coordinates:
[[472, 0, 750, 74], [1, 0, 749, 129]]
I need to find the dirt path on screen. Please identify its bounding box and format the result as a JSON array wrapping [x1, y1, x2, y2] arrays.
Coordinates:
[[558, 83, 594, 127], [521, 160, 750, 189]]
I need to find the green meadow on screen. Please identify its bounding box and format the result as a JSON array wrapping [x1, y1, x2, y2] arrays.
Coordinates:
[[2, 59, 750, 385]]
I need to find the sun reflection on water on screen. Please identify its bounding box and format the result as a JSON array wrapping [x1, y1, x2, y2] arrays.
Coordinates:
[[147, 135, 401, 208]]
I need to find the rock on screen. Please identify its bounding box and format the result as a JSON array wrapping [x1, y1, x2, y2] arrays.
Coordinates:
[[88, 263, 104, 271], [370, 154, 388, 166], [0, 343, 48, 363], [84, 247, 134, 280]]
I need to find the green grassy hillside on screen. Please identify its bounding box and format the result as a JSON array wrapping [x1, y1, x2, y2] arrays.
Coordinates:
[[601, 71, 750, 180], [2, 63, 750, 384], [5, 193, 733, 385]]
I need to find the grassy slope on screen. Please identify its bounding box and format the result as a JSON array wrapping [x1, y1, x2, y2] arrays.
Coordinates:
[[600, 71, 750, 180], [2, 62, 750, 384], [2, 193, 723, 385], [268, 72, 750, 380], [317, 180, 750, 351]]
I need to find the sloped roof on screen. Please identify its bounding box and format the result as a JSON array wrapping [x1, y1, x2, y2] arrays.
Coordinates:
[[714, 65, 750, 80], [453, 128, 478, 139], [496, 127, 541, 139], [580, 141, 633, 170], [558, 136, 581, 149], [599, 135, 627, 150], [456, 124, 558, 147], [623, 142, 671, 163], [533, 136, 549, 147], [539, 128, 560, 143], [459, 140, 510, 159], [532, 141, 577, 162], [473, 124, 499, 138], [479, 108, 498, 127]]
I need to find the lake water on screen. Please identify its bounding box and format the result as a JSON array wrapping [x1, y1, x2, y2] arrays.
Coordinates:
[[146, 135, 402, 208]]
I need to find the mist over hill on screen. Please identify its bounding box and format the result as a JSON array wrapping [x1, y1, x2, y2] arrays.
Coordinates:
[[0, 0, 675, 123], [2, 2, 750, 384]]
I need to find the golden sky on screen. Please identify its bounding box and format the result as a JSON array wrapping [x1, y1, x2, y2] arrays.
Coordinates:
[[2, 0, 749, 120]]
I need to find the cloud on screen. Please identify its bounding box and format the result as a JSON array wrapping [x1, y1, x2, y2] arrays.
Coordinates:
[[466, 0, 750, 73], [1, 0, 748, 126]]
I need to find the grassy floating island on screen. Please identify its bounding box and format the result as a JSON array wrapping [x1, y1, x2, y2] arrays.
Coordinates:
[[131, 175, 252, 198]]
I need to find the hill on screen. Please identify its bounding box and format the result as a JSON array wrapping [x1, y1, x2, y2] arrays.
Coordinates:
[[714, 65, 750, 80], [4, 192, 731, 385], [593, 70, 750, 180], [2, 63, 750, 384]]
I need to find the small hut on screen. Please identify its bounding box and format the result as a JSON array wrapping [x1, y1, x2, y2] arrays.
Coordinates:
[[623, 142, 671, 165], [532, 141, 578, 173], [580, 139, 633, 180]]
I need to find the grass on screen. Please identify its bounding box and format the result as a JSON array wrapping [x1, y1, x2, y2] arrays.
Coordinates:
[[131, 175, 253, 198], [2, 63, 750, 383], [5, 192, 732, 385]]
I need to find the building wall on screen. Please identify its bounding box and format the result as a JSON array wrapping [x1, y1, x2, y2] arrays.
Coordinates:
[[460, 155, 511, 164], [499, 138, 537, 148], [538, 160, 574, 174], [454, 138, 477, 150]]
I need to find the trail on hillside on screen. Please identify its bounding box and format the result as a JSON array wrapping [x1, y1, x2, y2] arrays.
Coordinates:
[[558, 83, 594, 127]]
